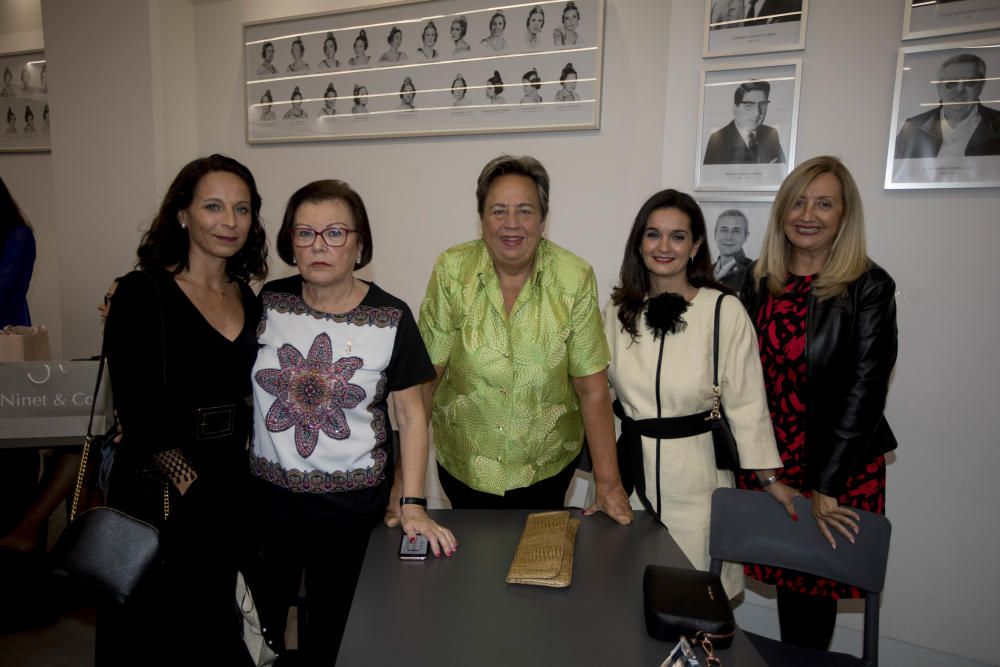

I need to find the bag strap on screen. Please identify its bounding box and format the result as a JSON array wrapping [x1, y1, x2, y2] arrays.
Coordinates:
[[68, 325, 111, 521], [712, 293, 724, 388], [708, 294, 725, 422], [141, 270, 172, 520], [68, 270, 171, 522]]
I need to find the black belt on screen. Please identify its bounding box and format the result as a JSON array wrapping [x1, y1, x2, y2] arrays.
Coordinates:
[[613, 400, 713, 440], [613, 399, 713, 518], [190, 402, 248, 441]]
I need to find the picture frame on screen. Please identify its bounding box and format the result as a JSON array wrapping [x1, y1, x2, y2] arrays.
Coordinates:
[[884, 36, 1000, 189], [695, 58, 801, 191], [696, 195, 773, 293], [902, 0, 1000, 41], [703, 0, 807, 58], [243, 0, 605, 144], [0, 49, 49, 153]]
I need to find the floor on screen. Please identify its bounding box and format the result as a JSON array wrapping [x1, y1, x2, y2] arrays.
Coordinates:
[[0, 494, 296, 666], [0, 606, 96, 667]]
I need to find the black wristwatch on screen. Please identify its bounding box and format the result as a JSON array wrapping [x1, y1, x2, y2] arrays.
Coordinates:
[[399, 496, 428, 507]]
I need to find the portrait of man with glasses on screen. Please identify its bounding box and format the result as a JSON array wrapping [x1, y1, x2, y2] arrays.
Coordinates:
[[703, 80, 787, 164], [894, 53, 1000, 159]]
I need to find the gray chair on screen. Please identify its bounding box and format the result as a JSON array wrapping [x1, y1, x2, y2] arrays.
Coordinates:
[[709, 488, 891, 667]]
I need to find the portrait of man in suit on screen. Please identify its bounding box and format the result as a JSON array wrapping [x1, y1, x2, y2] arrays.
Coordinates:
[[712, 209, 753, 292], [703, 81, 786, 165], [894, 53, 1000, 159], [710, 0, 803, 30]]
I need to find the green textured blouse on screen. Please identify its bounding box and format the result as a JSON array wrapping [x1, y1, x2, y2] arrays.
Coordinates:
[[419, 239, 610, 495]]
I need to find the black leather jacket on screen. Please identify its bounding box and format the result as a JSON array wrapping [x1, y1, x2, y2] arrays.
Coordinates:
[[740, 262, 898, 497]]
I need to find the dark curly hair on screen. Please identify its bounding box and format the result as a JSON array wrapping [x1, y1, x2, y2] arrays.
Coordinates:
[[611, 189, 728, 341], [136, 154, 268, 281]]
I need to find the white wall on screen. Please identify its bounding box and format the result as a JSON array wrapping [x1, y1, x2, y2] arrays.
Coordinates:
[[3, 1, 998, 665]]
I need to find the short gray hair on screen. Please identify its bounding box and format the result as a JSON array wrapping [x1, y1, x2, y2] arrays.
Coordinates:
[[938, 53, 986, 80], [476, 155, 551, 220], [715, 209, 748, 233]]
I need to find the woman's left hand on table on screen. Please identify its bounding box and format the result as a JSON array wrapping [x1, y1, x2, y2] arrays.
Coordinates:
[[400, 505, 458, 557], [584, 480, 634, 525]]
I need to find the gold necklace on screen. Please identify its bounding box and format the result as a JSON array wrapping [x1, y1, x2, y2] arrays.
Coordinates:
[[178, 275, 229, 300]]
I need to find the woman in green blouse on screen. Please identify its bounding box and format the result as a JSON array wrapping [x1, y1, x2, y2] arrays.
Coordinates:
[[416, 155, 632, 522]]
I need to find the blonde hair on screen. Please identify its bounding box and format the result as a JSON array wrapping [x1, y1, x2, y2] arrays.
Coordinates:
[[754, 155, 869, 300]]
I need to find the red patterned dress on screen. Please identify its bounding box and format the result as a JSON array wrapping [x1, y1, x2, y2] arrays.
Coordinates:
[[737, 274, 886, 599]]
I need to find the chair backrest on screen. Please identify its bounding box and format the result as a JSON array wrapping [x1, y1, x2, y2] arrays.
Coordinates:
[[709, 488, 891, 593]]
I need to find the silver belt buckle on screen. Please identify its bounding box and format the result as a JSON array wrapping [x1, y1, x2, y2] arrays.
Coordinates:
[[195, 403, 235, 440]]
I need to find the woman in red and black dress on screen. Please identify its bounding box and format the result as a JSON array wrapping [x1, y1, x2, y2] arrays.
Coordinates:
[[738, 155, 898, 650]]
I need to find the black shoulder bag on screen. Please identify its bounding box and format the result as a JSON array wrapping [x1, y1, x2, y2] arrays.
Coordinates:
[[707, 293, 741, 471], [49, 272, 168, 605]]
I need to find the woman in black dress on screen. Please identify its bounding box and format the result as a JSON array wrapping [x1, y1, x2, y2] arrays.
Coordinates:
[[101, 154, 268, 666]]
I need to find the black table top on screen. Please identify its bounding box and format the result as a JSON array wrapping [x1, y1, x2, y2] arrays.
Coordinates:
[[338, 509, 765, 666]]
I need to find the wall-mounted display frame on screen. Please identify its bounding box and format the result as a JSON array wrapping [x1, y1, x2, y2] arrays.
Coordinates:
[[903, 0, 1000, 41], [695, 58, 801, 191], [0, 49, 49, 153], [243, 0, 605, 144], [696, 194, 773, 294], [885, 36, 1000, 189], [703, 0, 807, 58]]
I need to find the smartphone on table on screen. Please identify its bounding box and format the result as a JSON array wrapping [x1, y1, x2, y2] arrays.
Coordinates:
[[398, 533, 429, 560]]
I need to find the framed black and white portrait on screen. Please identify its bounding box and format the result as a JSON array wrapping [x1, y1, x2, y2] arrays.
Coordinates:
[[697, 195, 772, 294], [903, 0, 1000, 41], [885, 36, 1000, 189], [696, 59, 801, 191], [703, 0, 807, 58], [0, 49, 49, 153], [243, 0, 606, 143]]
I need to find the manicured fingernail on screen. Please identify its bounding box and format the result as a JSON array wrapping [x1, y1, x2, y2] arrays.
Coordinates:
[[791, 514, 799, 521], [409, 537, 415, 543]]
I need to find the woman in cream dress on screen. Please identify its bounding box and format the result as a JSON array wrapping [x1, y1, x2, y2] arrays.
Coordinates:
[[604, 189, 796, 597]]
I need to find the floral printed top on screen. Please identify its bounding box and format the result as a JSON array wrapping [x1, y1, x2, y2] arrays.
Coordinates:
[[251, 277, 434, 505]]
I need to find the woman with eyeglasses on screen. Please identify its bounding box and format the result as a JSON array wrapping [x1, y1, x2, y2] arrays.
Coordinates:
[[249, 180, 455, 664]]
